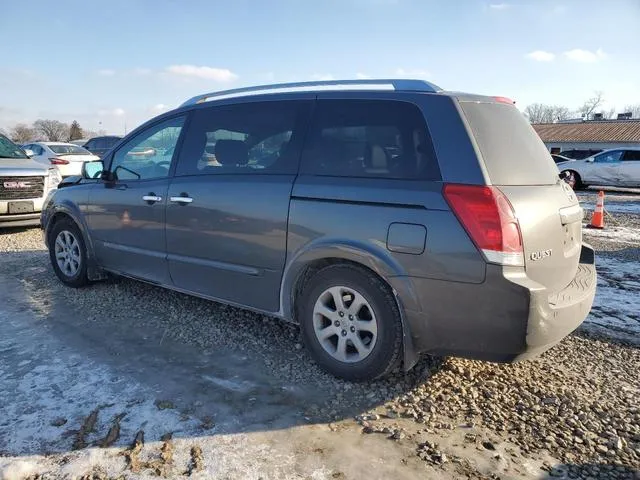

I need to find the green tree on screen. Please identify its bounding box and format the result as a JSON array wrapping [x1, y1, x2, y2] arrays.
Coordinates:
[[69, 120, 84, 141]]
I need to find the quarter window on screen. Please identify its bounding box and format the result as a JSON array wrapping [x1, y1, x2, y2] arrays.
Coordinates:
[[110, 116, 185, 180], [622, 150, 640, 161], [175, 101, 308, 176], [300, 99, 440, 180]]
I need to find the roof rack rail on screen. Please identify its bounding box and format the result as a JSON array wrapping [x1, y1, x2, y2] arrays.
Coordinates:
[[180, 79, 442, 107]]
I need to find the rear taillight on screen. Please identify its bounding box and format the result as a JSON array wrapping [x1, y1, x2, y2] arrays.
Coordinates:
[[493, 96, 515, 105], [49, 157, 69, 165], [443, 184, 524, 266]]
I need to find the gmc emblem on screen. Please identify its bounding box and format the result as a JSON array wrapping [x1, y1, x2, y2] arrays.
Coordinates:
[[3, 181, 31, 189]]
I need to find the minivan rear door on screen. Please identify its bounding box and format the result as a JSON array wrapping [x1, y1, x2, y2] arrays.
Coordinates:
[[459, 100, 582, 293]]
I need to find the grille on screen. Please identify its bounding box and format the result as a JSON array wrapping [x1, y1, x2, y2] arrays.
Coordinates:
[[0, 176, 45, 200]]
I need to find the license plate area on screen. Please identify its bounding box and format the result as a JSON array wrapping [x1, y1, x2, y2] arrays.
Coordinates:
[[8, 201, 34, 214]]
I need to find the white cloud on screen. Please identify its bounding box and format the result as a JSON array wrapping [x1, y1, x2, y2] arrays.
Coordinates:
[[526, 50, 556, 62], [356, 73, 371, 79], [564, 48, 606, 63], [489, 3, 511, 10], [98, 108, 125, 117], [310, 73, 335, 81], [165, 65, 237, 82], [395, 68, 431, 79], [97, 69, 116, 76]]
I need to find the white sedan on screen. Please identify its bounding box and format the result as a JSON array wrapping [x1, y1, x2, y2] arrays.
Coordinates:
[[556, 148, 640, 189], [22, 142, 100, 177]]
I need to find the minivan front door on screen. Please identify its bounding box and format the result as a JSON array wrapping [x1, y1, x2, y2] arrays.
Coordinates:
[[165, 100, 311, 312], [86, 116, 186, 284]]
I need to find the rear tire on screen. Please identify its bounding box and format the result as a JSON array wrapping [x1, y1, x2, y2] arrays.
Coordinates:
[[298, 264, 402, 381], [48, 218, 89, 288]]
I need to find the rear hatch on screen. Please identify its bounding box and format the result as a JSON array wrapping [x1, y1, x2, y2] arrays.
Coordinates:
[[459, 100, 582, 293]]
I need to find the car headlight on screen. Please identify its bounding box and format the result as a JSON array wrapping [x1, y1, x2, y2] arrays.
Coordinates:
[[48, 167, 62, 188]]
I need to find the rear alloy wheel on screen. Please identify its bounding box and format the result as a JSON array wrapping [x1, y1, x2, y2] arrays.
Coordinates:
[[49, 219, 89, 288], [299, 264, 402, 381]]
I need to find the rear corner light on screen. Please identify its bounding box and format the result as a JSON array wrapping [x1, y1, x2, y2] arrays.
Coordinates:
[[443, 184, 524, 266], [493, 96, 515, 105], [49, 157, 70, 165]]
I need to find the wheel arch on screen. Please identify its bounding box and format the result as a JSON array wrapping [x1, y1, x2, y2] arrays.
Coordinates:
[[280, 240, 420, 370], [44, 202, 106, 281]]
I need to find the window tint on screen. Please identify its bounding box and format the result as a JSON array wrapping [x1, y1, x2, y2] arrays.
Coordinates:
[[594, 151, 623, 163], [110, 116, 185, 181], [176, 101, 308, 176], [105, 137, 121, 149], [300, 99, 439, 180], [623, 150, 640, 161]]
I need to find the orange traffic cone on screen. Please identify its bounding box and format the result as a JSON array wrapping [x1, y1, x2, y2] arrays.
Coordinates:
[[587, 191, 605, 229]]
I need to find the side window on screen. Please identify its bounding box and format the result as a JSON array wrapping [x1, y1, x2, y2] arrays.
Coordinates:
[[300, 99, 439, 180], [110, 116, 185, 181], [622, 150, 640, 161], [594, 151, 623, 163], [175, 101, 309, 176]]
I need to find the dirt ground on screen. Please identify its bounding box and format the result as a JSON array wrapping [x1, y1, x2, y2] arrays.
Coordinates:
[[1, 189, 639, 480]]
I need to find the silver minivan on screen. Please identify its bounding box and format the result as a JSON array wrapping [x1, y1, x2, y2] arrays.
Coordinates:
[[41, 80, 597, 381]]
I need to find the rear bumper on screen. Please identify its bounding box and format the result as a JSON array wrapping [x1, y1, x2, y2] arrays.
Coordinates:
[[394, 243, 596, 362]]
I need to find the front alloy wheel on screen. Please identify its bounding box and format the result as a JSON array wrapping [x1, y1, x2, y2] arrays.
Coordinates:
[[54, 230, 82, 278]]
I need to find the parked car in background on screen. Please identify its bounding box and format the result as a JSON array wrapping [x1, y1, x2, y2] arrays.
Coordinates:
[[1, 134, 61, 227], [552, 154, 573, 164], [41, 79, 596, 381], [83, 136, 122, 158], [22, 142, 100, 178], [557, 149, 603, 160], [557, 148, 640, 189], [69, 139, 89, 147]]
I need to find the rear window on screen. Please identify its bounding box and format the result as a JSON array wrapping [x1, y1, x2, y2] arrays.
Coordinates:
[[460, 102, 559, 185], [49, 144, 90, 155]]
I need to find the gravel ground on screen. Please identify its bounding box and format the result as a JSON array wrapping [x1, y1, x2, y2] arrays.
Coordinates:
[[1, 222, 639, 480]]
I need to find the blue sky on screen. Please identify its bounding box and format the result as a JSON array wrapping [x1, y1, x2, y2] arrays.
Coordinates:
[[1, 0, 639, 135]]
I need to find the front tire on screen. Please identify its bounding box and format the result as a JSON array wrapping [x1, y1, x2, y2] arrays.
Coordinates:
[[562, 170, 584, 190], [298, 264, 403, 381], [48, 218, 89, 288]]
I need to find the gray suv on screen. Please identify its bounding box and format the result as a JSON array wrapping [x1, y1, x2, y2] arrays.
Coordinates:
[[1, 134, 61, 228], [41, 80, 596, 381]]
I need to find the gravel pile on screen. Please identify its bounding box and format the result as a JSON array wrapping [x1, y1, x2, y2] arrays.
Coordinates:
[[2, 227, 639, 479]]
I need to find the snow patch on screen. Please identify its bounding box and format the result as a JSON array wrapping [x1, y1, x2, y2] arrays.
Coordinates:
[[582, 226, 640, 245], [581, 255, 640, 344]]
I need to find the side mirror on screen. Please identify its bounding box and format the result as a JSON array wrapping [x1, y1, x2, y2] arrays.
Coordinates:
[[82, 160, 104, 179], [24, 149, 35, 157]]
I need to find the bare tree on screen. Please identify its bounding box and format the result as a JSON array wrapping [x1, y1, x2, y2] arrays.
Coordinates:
[[622, 104, 640, 119], [578, 91, 605, 120], [9, 123, 37, 143], [524, 103, 572, 123], [34, 119, 70, 141]]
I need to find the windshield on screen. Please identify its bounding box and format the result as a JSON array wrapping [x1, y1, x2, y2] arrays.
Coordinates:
[[49, 144, 91, 155], [0, 135, 28, 159]]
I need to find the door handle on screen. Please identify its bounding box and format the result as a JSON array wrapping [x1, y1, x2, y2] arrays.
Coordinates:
[[142, 194, 162, 204], [170, 195, 193, 204]]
